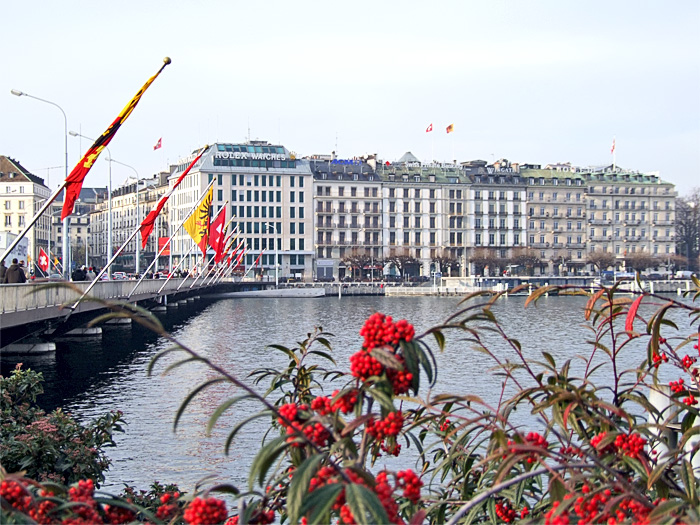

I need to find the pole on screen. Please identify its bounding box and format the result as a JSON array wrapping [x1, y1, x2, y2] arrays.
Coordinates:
[[128, 180, 215, 299], [107, 158, 140, 274], [6, 91, 69, 274]]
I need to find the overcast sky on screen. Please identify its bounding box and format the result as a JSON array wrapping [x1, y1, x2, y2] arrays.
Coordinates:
[[2, 1, 699, 195]]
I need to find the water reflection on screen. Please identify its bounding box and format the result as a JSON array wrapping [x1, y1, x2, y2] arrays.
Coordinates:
[[1, 294, 695, 493]]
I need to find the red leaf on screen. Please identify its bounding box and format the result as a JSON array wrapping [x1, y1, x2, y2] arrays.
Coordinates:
[[625, 295, 643, 333], [585, 288, 606, 320]]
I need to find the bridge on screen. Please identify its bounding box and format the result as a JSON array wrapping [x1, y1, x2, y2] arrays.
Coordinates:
[[0, 278, 254, 350]]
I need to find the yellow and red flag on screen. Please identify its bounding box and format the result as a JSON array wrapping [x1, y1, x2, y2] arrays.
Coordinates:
[[446, 123, 454, 134], [61, 58, 171, 220], [140, 145, 207, 248], [184, 186, 213, 255]]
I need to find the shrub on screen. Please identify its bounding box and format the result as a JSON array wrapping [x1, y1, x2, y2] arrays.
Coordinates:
[[2, 280, 700, 524], [0, 365, 125, 486]]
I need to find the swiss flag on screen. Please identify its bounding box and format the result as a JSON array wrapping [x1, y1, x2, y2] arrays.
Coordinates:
[[426, 123, 433, 133], [153, 137, 162, 150], [208, 209, 227, 263], [38, 247, 49, 274]]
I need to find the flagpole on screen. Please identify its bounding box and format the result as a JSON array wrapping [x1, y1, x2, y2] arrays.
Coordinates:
[[212, 239, 242, 285], [216, 247, 245, 284], [127, 180, 215, 299], [1, 182, 67, 265], [157, 241, 198, 294], [191, 220, 235, 289]]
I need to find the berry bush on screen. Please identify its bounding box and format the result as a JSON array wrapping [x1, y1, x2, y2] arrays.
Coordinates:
[[2, 279, 700, 524]]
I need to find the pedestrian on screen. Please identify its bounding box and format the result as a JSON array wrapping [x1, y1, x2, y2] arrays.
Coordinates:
[[0, 260, 7, 282], [71, 265, 87, 281], [3, 258, 27, 284], [19, 260, 29, 279], [86, 267, 97, 281]]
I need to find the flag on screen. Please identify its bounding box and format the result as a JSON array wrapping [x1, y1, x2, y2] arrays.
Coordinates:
[[208, 207, 227, 263], [446, 124, 454, 134], [426, 123, 433, 133], [253, 251, 264, 269], [140, 146, 208, 248], [61, 58, 171, 220], [153, 137, 162, 150], [38, 248, 49, 273], [611, 138, 616, 154], [184, 186, 213, 255]]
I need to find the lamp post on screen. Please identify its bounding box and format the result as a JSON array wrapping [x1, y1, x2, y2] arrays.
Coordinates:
[[69, 131, 113, 278], [108, 158, 140, 275], [265, 222, 278, 288], [11, 89, 70, 278]]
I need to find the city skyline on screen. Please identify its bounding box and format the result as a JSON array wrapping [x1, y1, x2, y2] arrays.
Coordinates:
[[2, 1, 698, 196]]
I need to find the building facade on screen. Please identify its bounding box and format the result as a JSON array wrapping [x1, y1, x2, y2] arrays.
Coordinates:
[[0, 156, 50, 273]]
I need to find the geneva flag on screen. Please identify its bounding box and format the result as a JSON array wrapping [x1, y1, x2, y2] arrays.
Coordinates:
[[38, 247, 49, 274], [61, 58, 171, 220], [184, 186, 213, 256]]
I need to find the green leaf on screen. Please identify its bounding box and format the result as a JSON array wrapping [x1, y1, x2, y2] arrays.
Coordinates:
[[206, 395, 255, 436], [648, 500, 684, 522], [301, 483, 343, 525], [307, 350, 337, 364], [248, 436, 288, 489], [366, 387, 396, 413], [681, 459, 697, 503], [371, 347, 404, 370], [225, 412, 272, 455], [173, 378, 227, 431], [147, 345, 185, 376], [288, 455, 326, 525], [432, 330, 446, 352], [345, 483, 390, 525]]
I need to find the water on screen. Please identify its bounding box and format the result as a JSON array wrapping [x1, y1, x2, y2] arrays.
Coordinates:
[[2, 293, 696, 494]]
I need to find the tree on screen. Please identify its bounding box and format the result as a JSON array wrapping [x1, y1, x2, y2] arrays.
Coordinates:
[[509, 248, 540, 276], [341, 248, 372, 280], [676, 188, 700, 271], [623, 252, 660, 273], [384, 248, 419, 280], [587, 251, 617, 274], [469, 248, 499, 276], [432, 250, 458, 276]]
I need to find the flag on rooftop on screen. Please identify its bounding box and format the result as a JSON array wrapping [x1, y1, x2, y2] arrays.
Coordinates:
[[184, 186, 213, 256], [61, 58, 171, 220], [446, 124, 454, 134], [153, 137, 162, 150], [426, 123, 433, 133], [140, 146, 208, 248], [611, 138, 616, 154]]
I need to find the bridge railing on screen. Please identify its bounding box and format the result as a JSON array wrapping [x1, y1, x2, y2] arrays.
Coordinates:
[[0, 279, 200, 315]]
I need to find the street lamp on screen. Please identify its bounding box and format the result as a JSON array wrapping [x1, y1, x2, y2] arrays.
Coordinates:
[[108, 158, 141, 275], [69, 131, 113, 277], [265, 222, 278, 288], [11, 89, 70, 278]]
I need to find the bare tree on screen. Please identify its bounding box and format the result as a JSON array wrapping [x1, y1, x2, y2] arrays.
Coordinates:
[[623, 252, 660, 273], [432, 249, 459, 276], [676, 188, 700, 271], [587, 251, 617, 274], [469, 248, 499, 276], [384, 248, 419, 280], [341, 248, 372, 280], [509, 248, 540, 276]]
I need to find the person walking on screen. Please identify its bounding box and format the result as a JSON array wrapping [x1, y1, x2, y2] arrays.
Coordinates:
[[0, 260, 7, 282], [3, 258, 27, 283]]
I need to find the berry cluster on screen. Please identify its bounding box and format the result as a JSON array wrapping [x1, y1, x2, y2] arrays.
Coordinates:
[[396, 470, 423, 504], [505, 432, 548, 464], [590, 432, 615, 454], [386, 355, 413, 394], [308, 466, 419, 524], [349, 351, 384, 380], [331, 389, 359, 414], [360, 312, 415, 350], [682, 354, 697, 369], [670, 378, 685, 393], [545, 486, 657, 525], [155, 491, 181, 521], [652, 352, 669, 367], [183, 496, 227, 525], [367, 411, 404, 440], [683, 394, 698, 406], [495, 500, 516, 523], [225, 508, 274, 524], [439, 419, 452, 432], [614, 433, 646, 460], [276, 402, 331, 448]]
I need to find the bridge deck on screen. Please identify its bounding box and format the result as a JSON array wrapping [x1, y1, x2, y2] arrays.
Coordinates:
[[0, 279, 216, 329]]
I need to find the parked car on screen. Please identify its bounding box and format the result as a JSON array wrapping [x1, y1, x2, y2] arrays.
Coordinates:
[[112, 272, 128, 280]]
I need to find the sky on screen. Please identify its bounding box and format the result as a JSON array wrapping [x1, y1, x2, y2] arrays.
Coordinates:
[[2, 1, 699, 195]]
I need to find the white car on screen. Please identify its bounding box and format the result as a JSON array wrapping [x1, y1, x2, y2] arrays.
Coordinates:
[[112, 272, 128, 280]]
